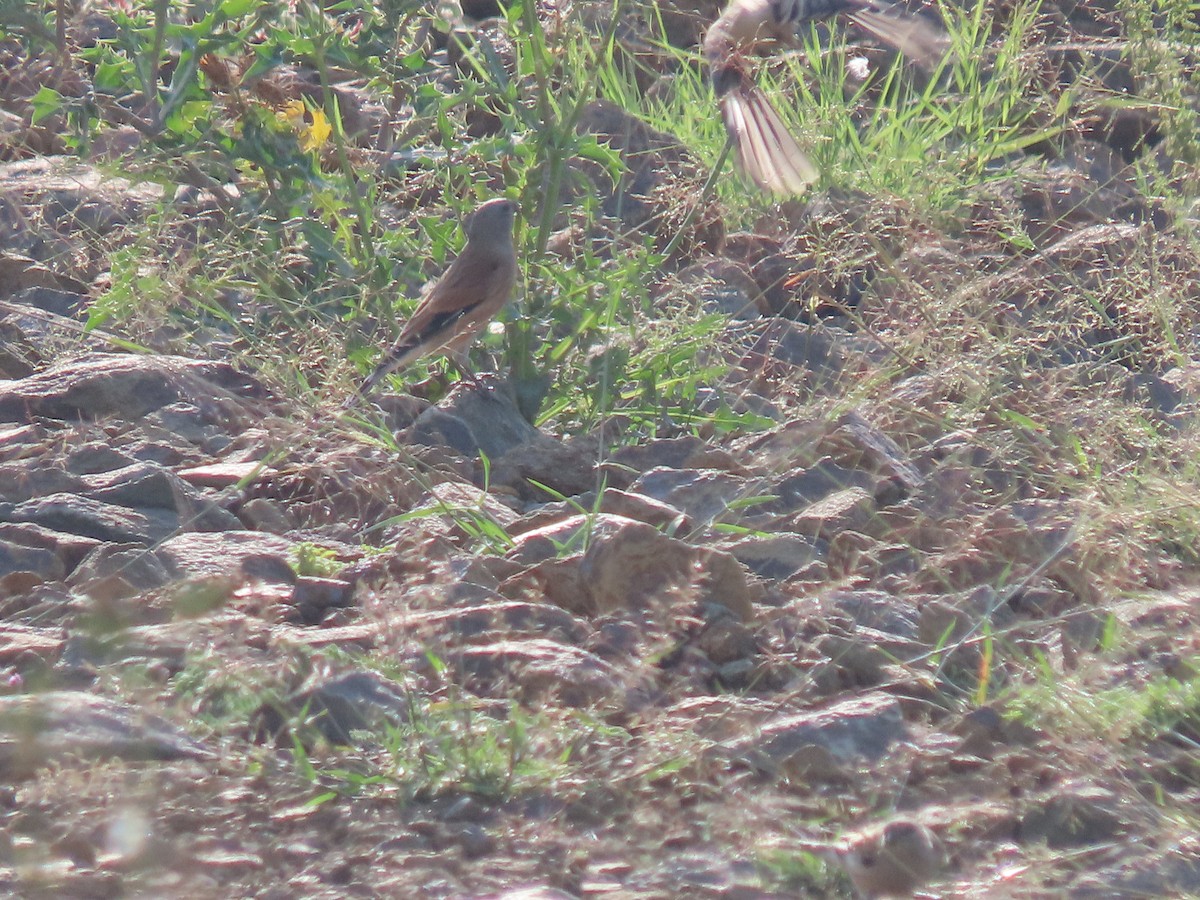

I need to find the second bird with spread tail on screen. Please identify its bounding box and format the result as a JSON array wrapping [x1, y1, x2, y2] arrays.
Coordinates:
[[350, 197, 519, 403], [704, 0, 949, 195]]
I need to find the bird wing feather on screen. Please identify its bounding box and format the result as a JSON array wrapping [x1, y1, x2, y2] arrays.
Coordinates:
[[354, 250, 516, 398], [848, 7, 950, 68], [397, 252, 515, 347]]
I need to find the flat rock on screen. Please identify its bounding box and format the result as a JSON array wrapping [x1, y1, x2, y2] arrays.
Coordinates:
[[630, 467, 759, 525], [66, 542, 176, 602], [787, 487, 875, 540], [0, 535, 66, 582], [1018, 781, 1129, 848], [0, 353, 263, 422], [156, 531, 296, 579], [0, 690, 212, 777], [452, 638, 634, 708], [728, 693, 909, 782], [728, 534, 822, 580], [490, 434, 596, 501], [276, 670, 413, 744], [6, 493, 181, 544], [0, 623, 65, 666], [408, 381, 539, 460]]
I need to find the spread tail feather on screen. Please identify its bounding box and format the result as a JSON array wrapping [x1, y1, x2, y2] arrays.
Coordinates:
[[722, 84, 818, 196]]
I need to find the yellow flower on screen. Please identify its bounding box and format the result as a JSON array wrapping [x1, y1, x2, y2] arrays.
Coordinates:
[[282, 100, 331, 153]]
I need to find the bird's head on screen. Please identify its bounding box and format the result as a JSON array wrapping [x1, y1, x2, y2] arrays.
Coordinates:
[[465, 197, 519, 242]]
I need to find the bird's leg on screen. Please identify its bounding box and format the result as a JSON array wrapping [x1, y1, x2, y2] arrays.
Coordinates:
[[447, 352, 494, 394]]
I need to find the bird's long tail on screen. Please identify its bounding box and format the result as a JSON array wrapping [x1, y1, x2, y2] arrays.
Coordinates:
[[343, 341, 421, 408], [720, 81, 818, 196]]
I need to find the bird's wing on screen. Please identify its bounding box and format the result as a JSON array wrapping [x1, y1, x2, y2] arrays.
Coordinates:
[[397, 251, 511, 349], [848, 7, 950, 68], [352, 252, 512, 398]]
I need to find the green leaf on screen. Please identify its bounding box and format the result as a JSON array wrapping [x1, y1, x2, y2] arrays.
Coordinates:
[[215, 0, 263, 22], [29, 86, 62, 126]]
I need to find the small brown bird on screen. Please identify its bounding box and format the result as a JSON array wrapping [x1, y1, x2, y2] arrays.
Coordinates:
[[838, 818, 944, 898], [704, 0, 949, 195], [350, 197, 519, 401], [791, 817, 944, 898]]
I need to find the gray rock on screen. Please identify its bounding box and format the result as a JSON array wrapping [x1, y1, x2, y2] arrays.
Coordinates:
[[6, 493, 181, 543], [408, 381, 539, 460], [1018, 781, 1129, 848], [630, 467, 758, 525], [0, 462, 84, 502], [0, 353, 263, 423], [452, 638, 634, 708], [0, 690, 211, 777], [282, 670, 412, 744], [0, 537, 67, 582], [155, 531, 295, 579], [11, 286, 87, 319], [66, 542, 175, 602], [729, 693, 909, 782], [0, 521, 101, 572], [724, 535, 820, 585]]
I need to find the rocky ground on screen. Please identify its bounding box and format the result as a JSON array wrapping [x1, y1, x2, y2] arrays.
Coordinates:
[[2, 0, 1200, 898]]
